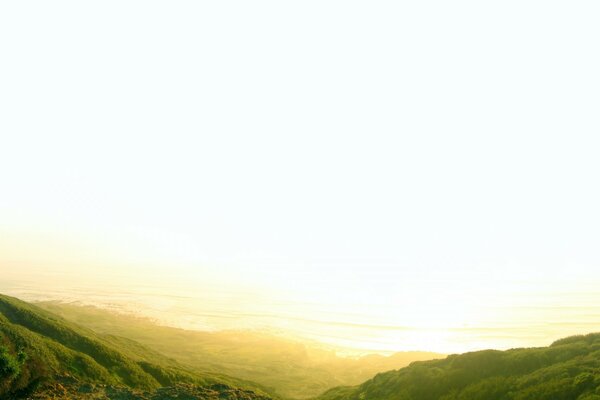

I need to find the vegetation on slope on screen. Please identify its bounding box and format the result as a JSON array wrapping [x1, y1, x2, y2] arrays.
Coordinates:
[[319, 333, 600, 400], [38, 302, 442, 399], [0, 294, 271, 399]]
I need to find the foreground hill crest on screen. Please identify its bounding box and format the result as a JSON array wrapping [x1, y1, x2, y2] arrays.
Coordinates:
[[0, 293, 271, 399]]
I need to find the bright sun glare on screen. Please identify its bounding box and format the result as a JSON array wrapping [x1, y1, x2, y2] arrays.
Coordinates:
[[1, 0, 600, 355]]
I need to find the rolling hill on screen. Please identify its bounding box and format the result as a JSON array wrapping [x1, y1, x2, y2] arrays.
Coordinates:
[[36, 301, 442, 399], [0, 293, 272, 399], [318, 332, 600, 400]]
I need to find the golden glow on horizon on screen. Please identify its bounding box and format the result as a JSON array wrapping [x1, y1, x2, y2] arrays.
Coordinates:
[[1, 0, 600, 354]]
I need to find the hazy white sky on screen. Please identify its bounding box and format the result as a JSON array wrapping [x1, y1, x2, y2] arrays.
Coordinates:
[[1, 1, 600, 352]]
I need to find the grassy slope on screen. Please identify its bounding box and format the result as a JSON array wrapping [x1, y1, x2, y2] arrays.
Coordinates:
[[318, 333, 600, 400], [0, 294, 271, 399], [37, 302, 443, 399]]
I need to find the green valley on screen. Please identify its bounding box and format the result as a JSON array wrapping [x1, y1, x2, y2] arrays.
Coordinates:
[[35, 301, 441, 399], [6, 292, 600, 400]]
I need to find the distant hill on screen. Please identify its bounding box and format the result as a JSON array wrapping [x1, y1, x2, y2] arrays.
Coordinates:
[[0, 294, 271, 399], [36, 301, 443, 399], [318, 333, 600, 400]]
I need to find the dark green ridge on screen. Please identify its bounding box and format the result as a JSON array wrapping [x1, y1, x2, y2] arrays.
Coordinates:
[[318, 333, 600, 400]]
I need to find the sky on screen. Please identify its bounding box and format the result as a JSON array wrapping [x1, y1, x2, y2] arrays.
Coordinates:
[[1, 1, 600, 353]]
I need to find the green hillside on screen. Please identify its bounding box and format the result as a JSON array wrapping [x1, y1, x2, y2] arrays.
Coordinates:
[[7, 292, 600, 400], [0, 294, 271, 399], [37, 302, 442, 399], [318, 333, 600, 400]]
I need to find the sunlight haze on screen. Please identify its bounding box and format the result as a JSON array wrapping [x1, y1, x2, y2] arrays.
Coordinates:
[[1, 0, 600, 355]]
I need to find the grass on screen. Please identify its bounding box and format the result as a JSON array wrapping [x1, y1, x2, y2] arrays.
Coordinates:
[[0, 293, 272, 399]]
